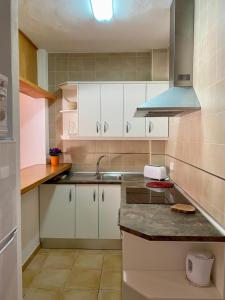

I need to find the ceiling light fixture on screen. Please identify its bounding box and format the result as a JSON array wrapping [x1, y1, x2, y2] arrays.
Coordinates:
[[90, 0, 113, 22]]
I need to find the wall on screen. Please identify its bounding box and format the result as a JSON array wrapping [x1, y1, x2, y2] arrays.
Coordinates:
[[48, 49, 168, 92], [62, 140, 165, 172], [20, 93, 46, 169], [166, 0, 225, 226], [19, 30, 37, 84], [48, 50, 169, 170]]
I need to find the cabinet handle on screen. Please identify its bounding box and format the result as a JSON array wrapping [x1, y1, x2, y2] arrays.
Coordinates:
[[126, 121, 131, 133], [102, 190, 104, 202], [149, 121, 152, 133], [69, 189, 72, 202], [96, 121, 101, 134], [93, 190, 96, 202], [104, 121, 109, 133]]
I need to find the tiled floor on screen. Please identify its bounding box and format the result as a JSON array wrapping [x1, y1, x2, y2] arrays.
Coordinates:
[[23, 249, 122, 300]]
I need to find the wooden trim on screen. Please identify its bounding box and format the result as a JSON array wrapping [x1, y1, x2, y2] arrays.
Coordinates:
[[22, 245, 41, 271], [20, 77, 57, 101], [19, 30, 38, 50], [20, 163, 72, 194]]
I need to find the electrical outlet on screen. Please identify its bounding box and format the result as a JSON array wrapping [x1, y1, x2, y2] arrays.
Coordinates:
[[170, 162, 174, 171]]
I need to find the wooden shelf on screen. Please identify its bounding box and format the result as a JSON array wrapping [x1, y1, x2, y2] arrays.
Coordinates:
[[20, 163, 72, 194], [19, 77, 56, 101]]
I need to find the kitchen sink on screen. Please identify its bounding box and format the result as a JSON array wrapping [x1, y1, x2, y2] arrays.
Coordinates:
[[66, 172, 123, 182], [97, 173, 123, 181]]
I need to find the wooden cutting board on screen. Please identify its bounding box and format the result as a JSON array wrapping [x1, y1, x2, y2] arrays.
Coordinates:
[[171, 204, 196, 214]]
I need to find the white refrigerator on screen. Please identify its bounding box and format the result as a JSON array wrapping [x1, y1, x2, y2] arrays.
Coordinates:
[[0, 143, 18, 300], [0, 0, 19, 299]]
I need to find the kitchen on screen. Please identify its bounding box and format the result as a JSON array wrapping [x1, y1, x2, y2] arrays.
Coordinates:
[[0, 0, 225, 299]]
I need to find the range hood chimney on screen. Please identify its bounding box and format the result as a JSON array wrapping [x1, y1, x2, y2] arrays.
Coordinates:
[[135, 0, 201, 118]]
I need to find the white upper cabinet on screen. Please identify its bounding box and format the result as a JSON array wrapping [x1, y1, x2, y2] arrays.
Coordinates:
[[62, 81, 169, 139], [99, 184, 121, 239], [101, 84, 123, 137], [78, 84, 101, 137], [124, 83, 146, 137], [145, 83, 169, 138], [40, 185, 75, 239]]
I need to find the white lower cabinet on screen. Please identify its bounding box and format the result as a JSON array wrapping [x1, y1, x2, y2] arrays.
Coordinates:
[[76, 184, 99, 239], [99, 185, 121, 239], [40, 185, 76, 238], [76, 184, 121, 239], [40, 184, 121, 240]]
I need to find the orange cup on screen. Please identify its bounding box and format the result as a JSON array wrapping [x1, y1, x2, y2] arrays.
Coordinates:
[[50, 156, 59, 166]]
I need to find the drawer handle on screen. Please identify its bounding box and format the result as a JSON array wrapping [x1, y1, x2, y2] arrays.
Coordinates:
[[102, 190, 104, 202], [69, 190, 72, 202]]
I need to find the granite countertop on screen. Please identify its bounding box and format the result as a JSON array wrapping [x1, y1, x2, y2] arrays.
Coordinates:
[[48, 171, 225, 242], [119, 177, 225, 242]]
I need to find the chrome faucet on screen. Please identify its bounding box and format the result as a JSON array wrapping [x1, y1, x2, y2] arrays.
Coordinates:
[[96, 155, 106, 178]]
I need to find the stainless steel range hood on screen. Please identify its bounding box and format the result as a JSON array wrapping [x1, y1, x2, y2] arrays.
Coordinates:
[[135, 0, 201, 118]]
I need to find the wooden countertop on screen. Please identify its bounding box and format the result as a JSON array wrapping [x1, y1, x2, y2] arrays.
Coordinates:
[[20, 163, 72, 194]]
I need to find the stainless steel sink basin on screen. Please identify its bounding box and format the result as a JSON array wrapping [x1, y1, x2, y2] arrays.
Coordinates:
[[97, 173, 123, 181], [67, 172, 123, 182]]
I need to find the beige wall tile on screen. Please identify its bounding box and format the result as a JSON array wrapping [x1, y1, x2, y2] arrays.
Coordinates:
[[165, 0, 225, 225]]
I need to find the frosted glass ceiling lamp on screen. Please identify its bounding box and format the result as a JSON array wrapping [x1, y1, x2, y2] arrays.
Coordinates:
[[90, 0, 113, 22]]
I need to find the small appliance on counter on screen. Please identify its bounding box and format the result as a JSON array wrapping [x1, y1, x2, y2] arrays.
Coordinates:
[[144, 165, 167, 180], [186, 251, 214, 287]]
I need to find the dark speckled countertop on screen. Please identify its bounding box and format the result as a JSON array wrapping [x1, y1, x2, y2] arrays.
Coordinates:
[[48, 172, 225, 242], [119, 176, 225, 242]]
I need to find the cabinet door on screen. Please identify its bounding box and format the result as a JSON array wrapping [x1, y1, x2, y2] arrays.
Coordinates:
[[78, 84, 101, 137], [99, 185, 121, 239], [124, 84, 146, 137], [146, 83, 169, 138], [101, 84, 123, 137], [76, 184, 98, 239], [40, 185, 75, 238]]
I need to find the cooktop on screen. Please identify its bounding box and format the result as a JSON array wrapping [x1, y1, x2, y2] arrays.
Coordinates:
[[126, 186, 190, 205]]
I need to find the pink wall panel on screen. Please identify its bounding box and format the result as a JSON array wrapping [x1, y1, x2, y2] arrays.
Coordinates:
[[20, 93, 46, 169]]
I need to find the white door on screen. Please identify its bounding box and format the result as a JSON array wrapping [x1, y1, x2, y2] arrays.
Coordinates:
[[40, 185, 75, 238], [146, 83, 169, 138], [99, 185, 121, 239], [124, 84, 146, 137], [76, 184, 98, 239], [101, 84, 123, 137], [78, 84, 101, 137]]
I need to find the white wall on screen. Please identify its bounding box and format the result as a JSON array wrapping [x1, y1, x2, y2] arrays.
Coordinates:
[[21, 188, 40, 264], [20, 93, 46, 169]]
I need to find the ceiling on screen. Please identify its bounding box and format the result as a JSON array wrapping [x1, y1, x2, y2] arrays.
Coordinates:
[[19, 0, 172, 53]]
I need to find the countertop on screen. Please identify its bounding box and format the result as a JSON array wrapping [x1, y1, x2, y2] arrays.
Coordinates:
[[20, 163, 72, 194], [47, 171, 225, 242], [119, 177, 225, 242]]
